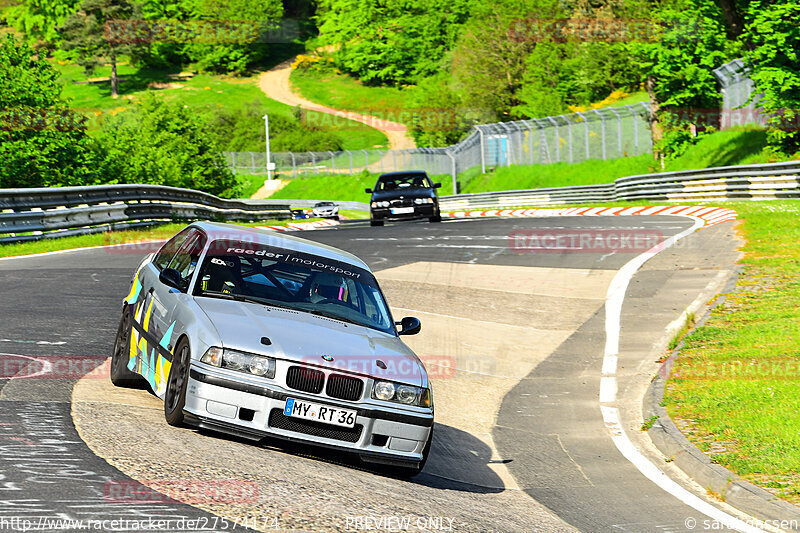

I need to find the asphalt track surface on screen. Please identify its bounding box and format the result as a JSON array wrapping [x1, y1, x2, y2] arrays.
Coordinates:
[[0, 215, 745, 532]]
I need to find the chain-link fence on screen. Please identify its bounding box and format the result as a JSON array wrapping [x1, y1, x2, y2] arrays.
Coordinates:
[[223, 102, 652, 190], [713, 59, 769, 129]]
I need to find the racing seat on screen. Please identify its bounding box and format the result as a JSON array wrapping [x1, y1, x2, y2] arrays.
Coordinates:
[[205, 256, 243, 293], [309, 273, 347, 304]]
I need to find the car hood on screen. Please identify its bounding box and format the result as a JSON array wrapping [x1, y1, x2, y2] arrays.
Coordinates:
[[370, 189, 435, 201], [195, 297, 424, 386]]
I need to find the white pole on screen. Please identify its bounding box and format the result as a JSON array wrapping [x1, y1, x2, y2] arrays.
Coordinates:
[[263, 114, 272, 180]]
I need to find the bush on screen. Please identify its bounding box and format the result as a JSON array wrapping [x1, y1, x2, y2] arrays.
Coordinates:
[[0, 35, 101, 188], [209, 103, 343, 153], [96, 93, 236, 195]]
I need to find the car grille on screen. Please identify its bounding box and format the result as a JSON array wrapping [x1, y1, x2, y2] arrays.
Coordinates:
[[268, 409, 363, 443], [326, 374, 364, 401], [390, 198, 413, 207], [286, 366, 324, 394]]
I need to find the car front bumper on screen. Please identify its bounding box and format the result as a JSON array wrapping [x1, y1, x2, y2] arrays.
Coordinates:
[[371, 204, 438, 221], [185, 363, 433, 465]]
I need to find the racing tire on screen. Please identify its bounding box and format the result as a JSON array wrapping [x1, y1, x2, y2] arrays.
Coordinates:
[[110, 306, 142, 387], [428, 215, 442, 223], [370, 220, 384, 227], [164, 338, 191, 427]]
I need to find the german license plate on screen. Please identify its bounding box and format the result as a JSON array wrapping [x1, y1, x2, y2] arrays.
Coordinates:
[[283, 398, 356, 428], [391, 207, 414, 214]]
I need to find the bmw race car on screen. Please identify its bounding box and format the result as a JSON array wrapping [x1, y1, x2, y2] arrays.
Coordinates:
[[110, 222, 434, 475], [311, 201, 340, 220]]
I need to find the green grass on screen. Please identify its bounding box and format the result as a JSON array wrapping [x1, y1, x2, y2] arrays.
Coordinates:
[[290, 68, 413, 124], [665, 201, 800, 503], [0, 219, 293, 258], [607, 91, 649, 108], [261, 126, 778, 201], [53, 60, 388, 149]]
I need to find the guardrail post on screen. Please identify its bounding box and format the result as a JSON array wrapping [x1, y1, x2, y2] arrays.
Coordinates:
[[348, 150, 353, 174], [446, 150, 457, 193], [362, 149, 368, 171], [249, 152, 256, 174], [309, 152, 315, 174], [290, 152, 296, 177], [329, 151, 335, 172]]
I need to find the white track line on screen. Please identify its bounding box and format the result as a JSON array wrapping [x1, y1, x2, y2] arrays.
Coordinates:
[[600, 215, 764, 533]]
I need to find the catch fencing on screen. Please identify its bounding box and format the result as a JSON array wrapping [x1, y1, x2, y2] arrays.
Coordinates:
[[223, 102, 652, 190], [712, 58, 769, 129], [0, 184, 291, 244]]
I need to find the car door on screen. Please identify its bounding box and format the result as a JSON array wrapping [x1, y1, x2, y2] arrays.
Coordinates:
[[150, 228, 207, 349]]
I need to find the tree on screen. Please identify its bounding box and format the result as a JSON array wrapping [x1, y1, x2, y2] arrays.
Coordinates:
[[5, 0, 82, 45], [59, 0, 138, 97], [745, 0, 800, 155], [96, 94, 237, 194], [316, 0, 474, 85], [627, 0, 734, 158], [0, 35, 100, 188]]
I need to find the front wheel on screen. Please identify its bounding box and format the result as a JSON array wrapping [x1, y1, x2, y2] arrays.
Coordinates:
[[164, 338, 191, 427], [370, 220, 384, 227], [429, 215, 442, 223], [110, 307, 142, 387]]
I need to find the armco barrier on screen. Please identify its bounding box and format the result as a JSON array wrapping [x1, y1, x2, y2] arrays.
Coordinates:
[[439, 160, 800, 211], [0, 184, 292, 244]]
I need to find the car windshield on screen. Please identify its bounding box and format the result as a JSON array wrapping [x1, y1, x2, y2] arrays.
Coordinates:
[[193, 239, 395, 334], [376, 174, 431, 191], [315, 202, 334, 207]]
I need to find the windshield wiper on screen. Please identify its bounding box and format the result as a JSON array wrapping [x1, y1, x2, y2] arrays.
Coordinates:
[[308, 309, 364, 328], [199, 291, 302, 312]]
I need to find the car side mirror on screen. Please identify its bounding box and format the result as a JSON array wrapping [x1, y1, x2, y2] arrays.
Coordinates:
[[433, 183, 441, 189], [396, 316, 421, 336], [159, 268, 183, 291], [365, 188, 373, 194]]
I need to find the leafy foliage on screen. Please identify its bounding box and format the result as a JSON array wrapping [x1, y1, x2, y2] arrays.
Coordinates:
[[96, 93, 236, 194], [0, 35, 100, 188], [745, 0, 800, 155], [5, 0, 81, 45], [208, 103, 343, 153], [316, 0, 474, 85]]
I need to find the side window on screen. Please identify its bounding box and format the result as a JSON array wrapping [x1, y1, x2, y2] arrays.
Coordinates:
[[154, 228, 194, 271], [167, 231, 207, 291]]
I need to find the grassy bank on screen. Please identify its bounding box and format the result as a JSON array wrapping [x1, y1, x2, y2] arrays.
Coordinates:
[[665, 201, 800, 503], [263, 126, 776, 202], [0, 219, 297, 259], [54, 61, 389, 150], [290, 69, 413, 124]]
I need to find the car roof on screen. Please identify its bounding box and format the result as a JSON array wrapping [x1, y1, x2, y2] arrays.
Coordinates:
[[377, 171, 428, 180], [190, 221, 371, 271]]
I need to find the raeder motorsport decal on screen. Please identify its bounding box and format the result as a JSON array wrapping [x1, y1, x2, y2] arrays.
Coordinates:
[[209, 240, 375, 286]]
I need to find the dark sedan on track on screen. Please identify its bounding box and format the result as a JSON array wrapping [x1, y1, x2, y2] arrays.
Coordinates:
[[366, 171, 442, 226]]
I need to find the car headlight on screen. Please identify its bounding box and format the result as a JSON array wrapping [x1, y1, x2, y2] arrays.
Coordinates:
[[372, 380, 431, 407], [378, 201, 390, 208], [414, 198, 433, 205], [201, 347, 276, 379]]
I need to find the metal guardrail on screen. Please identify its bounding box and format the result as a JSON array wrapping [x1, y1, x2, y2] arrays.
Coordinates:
[[439, 161, 800, 211], [0, 184, 292, 244]]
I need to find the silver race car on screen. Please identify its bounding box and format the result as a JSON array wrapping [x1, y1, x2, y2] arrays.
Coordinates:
[[111, 222, 433, 475], [311, 201, 339, 220]]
